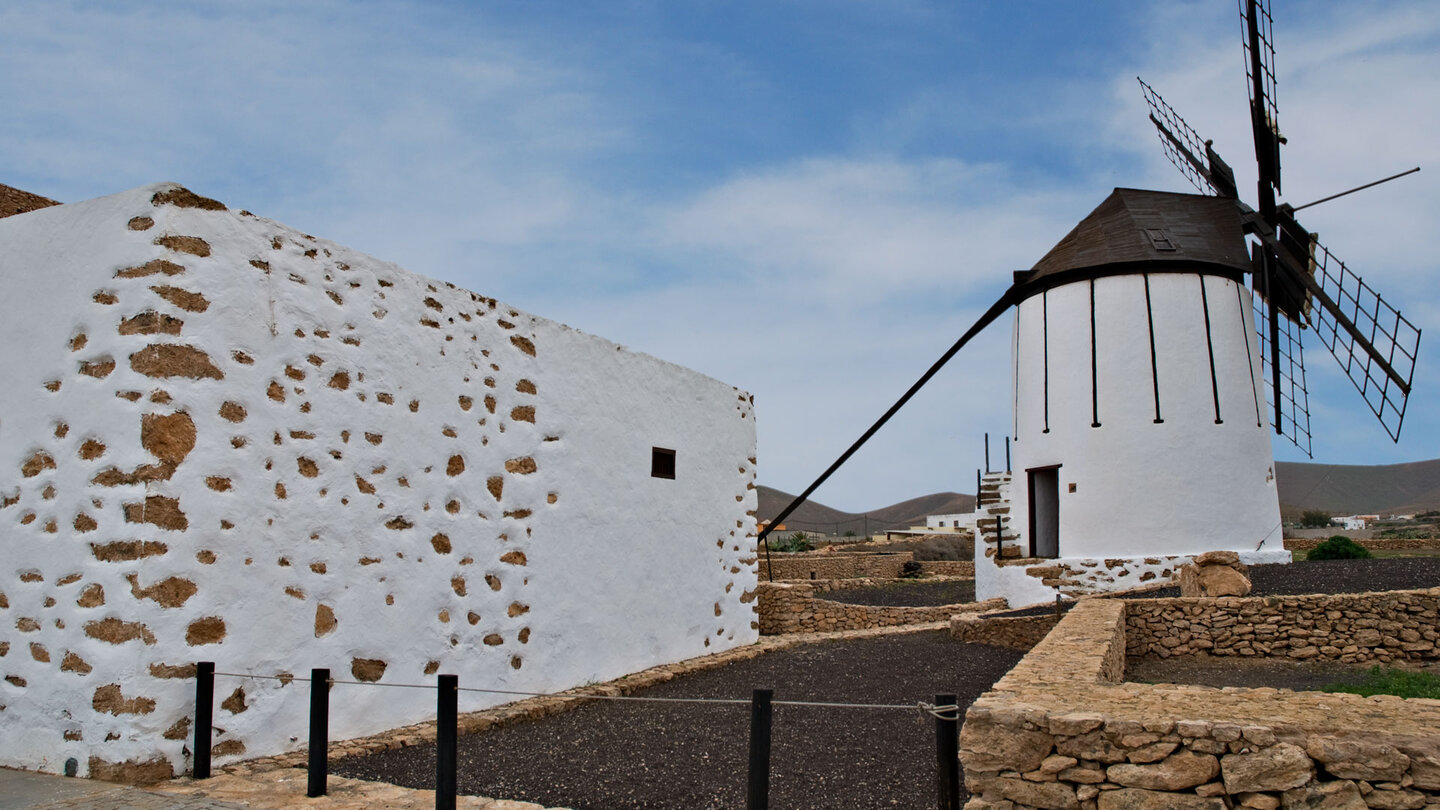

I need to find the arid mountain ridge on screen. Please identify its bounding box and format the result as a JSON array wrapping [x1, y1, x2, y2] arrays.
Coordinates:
[[759, 457, 1440, 533]]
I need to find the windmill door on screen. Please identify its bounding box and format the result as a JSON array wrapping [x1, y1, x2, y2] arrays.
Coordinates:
[[1028, 466, 1060, 558]]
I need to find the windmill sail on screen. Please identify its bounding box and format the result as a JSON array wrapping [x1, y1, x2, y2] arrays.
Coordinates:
[[1302, 240, 1421, 442], [1139, 78, 1227, 198], [1254, 292, 1312, 456], [1242, 0, 1283, 198]]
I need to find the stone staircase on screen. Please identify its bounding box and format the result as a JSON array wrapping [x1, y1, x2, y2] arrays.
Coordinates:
[[975, 472, 1021, 560]]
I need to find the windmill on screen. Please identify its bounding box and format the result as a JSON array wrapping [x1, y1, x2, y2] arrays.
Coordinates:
[[758, 0, 1422, 601]]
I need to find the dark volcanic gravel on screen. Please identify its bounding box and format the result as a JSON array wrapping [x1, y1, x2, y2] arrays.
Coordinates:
[[822, 579, 976, 607], [333, 558, 1440, 808], [1249, 556, 1440, 594], [333, 632, 1024, 810], [1129, 556, 1440, 600]]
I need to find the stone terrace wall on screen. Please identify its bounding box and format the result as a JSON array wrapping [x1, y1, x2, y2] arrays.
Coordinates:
[[1283, 537, 1440, 552], [961, 598, 1440, 810], [918, 560, 975, 577], [755, 582, 1002, 635], [1126, 588, 1440, 663], [950, 612, 1061, 651], [758, 551, 912, 581]]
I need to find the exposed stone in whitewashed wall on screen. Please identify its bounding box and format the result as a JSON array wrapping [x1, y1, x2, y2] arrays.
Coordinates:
[[0, 184, 758, 781]]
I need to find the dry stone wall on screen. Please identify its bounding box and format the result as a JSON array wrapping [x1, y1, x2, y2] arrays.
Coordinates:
[[1126, 588, 1440, 663], [755, 582, 1001, 635], [950, 612, 1062, 650], [1284, 537, 1440, 552], [0, 184, 758, 781], [961, 597, 1440, 810], [758, 551, 912, 581]]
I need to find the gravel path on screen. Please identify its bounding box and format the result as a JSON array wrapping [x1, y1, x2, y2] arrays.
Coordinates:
[[821, 579, 975, 607], [333, 632, 1024, 810], [332, 558, 1440, 808]]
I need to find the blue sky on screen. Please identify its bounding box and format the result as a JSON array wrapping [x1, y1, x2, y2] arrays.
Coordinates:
[[4, 1, 1437, 511]]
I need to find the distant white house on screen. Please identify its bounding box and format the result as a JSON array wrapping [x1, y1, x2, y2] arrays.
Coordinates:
[[1337, 515, 1380, 530], [926, 513, 974, 532]]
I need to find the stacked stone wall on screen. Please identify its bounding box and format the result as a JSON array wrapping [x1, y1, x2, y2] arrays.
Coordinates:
[[1125, 589, 1440, 663], [950, 612, 1061, 650], [918, 560, 975, 577], [961, 597, 1440, 810], [1283, 537, 1440, 552], [758, 552, 912, 580], [755, 582, 1001, 635]]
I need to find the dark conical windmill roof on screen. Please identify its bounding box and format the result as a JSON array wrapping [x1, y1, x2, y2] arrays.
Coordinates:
[[1017, 188, 1250, 296]]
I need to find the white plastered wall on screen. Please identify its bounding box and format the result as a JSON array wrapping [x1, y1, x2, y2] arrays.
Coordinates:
[[0, 184, 757, 778]]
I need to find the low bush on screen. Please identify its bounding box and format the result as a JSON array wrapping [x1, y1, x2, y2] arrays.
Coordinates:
[[898, 560, 924, 579], [1306, 535, 1373, 560], [769, 531, 813, 553]]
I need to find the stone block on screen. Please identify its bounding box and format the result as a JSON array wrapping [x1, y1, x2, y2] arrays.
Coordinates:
[[1096, 787, 1226, 810], [992, 776, 1079, 810], [1058, 730, 1129, 764], [1357, 787, 1427, 809], [961, 719, 1056, 774], [1107, 750, 1219, 791], [1222, 743, 1314, 793], [1279, 780, 1367, 809], [1306, 736, 1410, 782], [1051, 713, 1106, 736]]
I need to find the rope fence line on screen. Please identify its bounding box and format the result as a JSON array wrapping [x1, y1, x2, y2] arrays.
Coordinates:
[[212, 669, 960, 717], [195, 662, 966, 810]]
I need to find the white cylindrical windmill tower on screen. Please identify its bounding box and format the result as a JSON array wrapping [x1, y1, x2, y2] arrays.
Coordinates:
[[978, 188, 1290, 604]]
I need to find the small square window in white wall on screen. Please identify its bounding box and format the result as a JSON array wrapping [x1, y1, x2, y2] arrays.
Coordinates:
[[651, 447, 676, 479]]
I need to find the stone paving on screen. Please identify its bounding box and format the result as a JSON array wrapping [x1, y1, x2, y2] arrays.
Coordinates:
[[0, 768, 248, 810]]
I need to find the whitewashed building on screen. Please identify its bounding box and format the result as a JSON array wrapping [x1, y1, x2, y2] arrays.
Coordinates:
[[976, 189, 1290, 605], [0, 184, 758, 781]]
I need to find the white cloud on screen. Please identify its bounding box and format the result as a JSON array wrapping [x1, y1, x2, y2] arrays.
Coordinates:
[[2, 0, 1436, 511]]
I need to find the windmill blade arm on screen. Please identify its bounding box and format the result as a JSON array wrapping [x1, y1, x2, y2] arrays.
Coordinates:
[[1289, 259, 1412, 393], [1258, 227, 1416, 394], [757, 283, 1021, 545], [1150, 113, 1218, 191], [1243, 0, 1283, 197], [1252, 221, 1421, 441], [1139, 77, 1230, 197]]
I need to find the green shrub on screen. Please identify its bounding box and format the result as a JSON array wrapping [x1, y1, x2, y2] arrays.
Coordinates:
[[899, 560, 924, 579], [1298, 510, 1334, 528], [1306, 535, 1372, 560], [1322, 666, 1440, 700]]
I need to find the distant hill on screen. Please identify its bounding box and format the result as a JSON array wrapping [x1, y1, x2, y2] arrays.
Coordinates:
[[757, 486, 974, 534], [759, 457, 1440, 532], [1275, 458, 1440, 517]]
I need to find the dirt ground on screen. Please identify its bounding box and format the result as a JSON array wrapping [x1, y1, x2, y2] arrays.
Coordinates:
[[333, 632, 1024, 810]]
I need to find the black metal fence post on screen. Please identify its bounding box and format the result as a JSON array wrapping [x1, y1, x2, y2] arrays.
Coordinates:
[[436, 674, 458, 810], [984, 433, 991, 474], [935, 693, 960, 810], [307, 668, 330, 797], [193, 661, 214, 779], [746, 688, 774, 810]]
